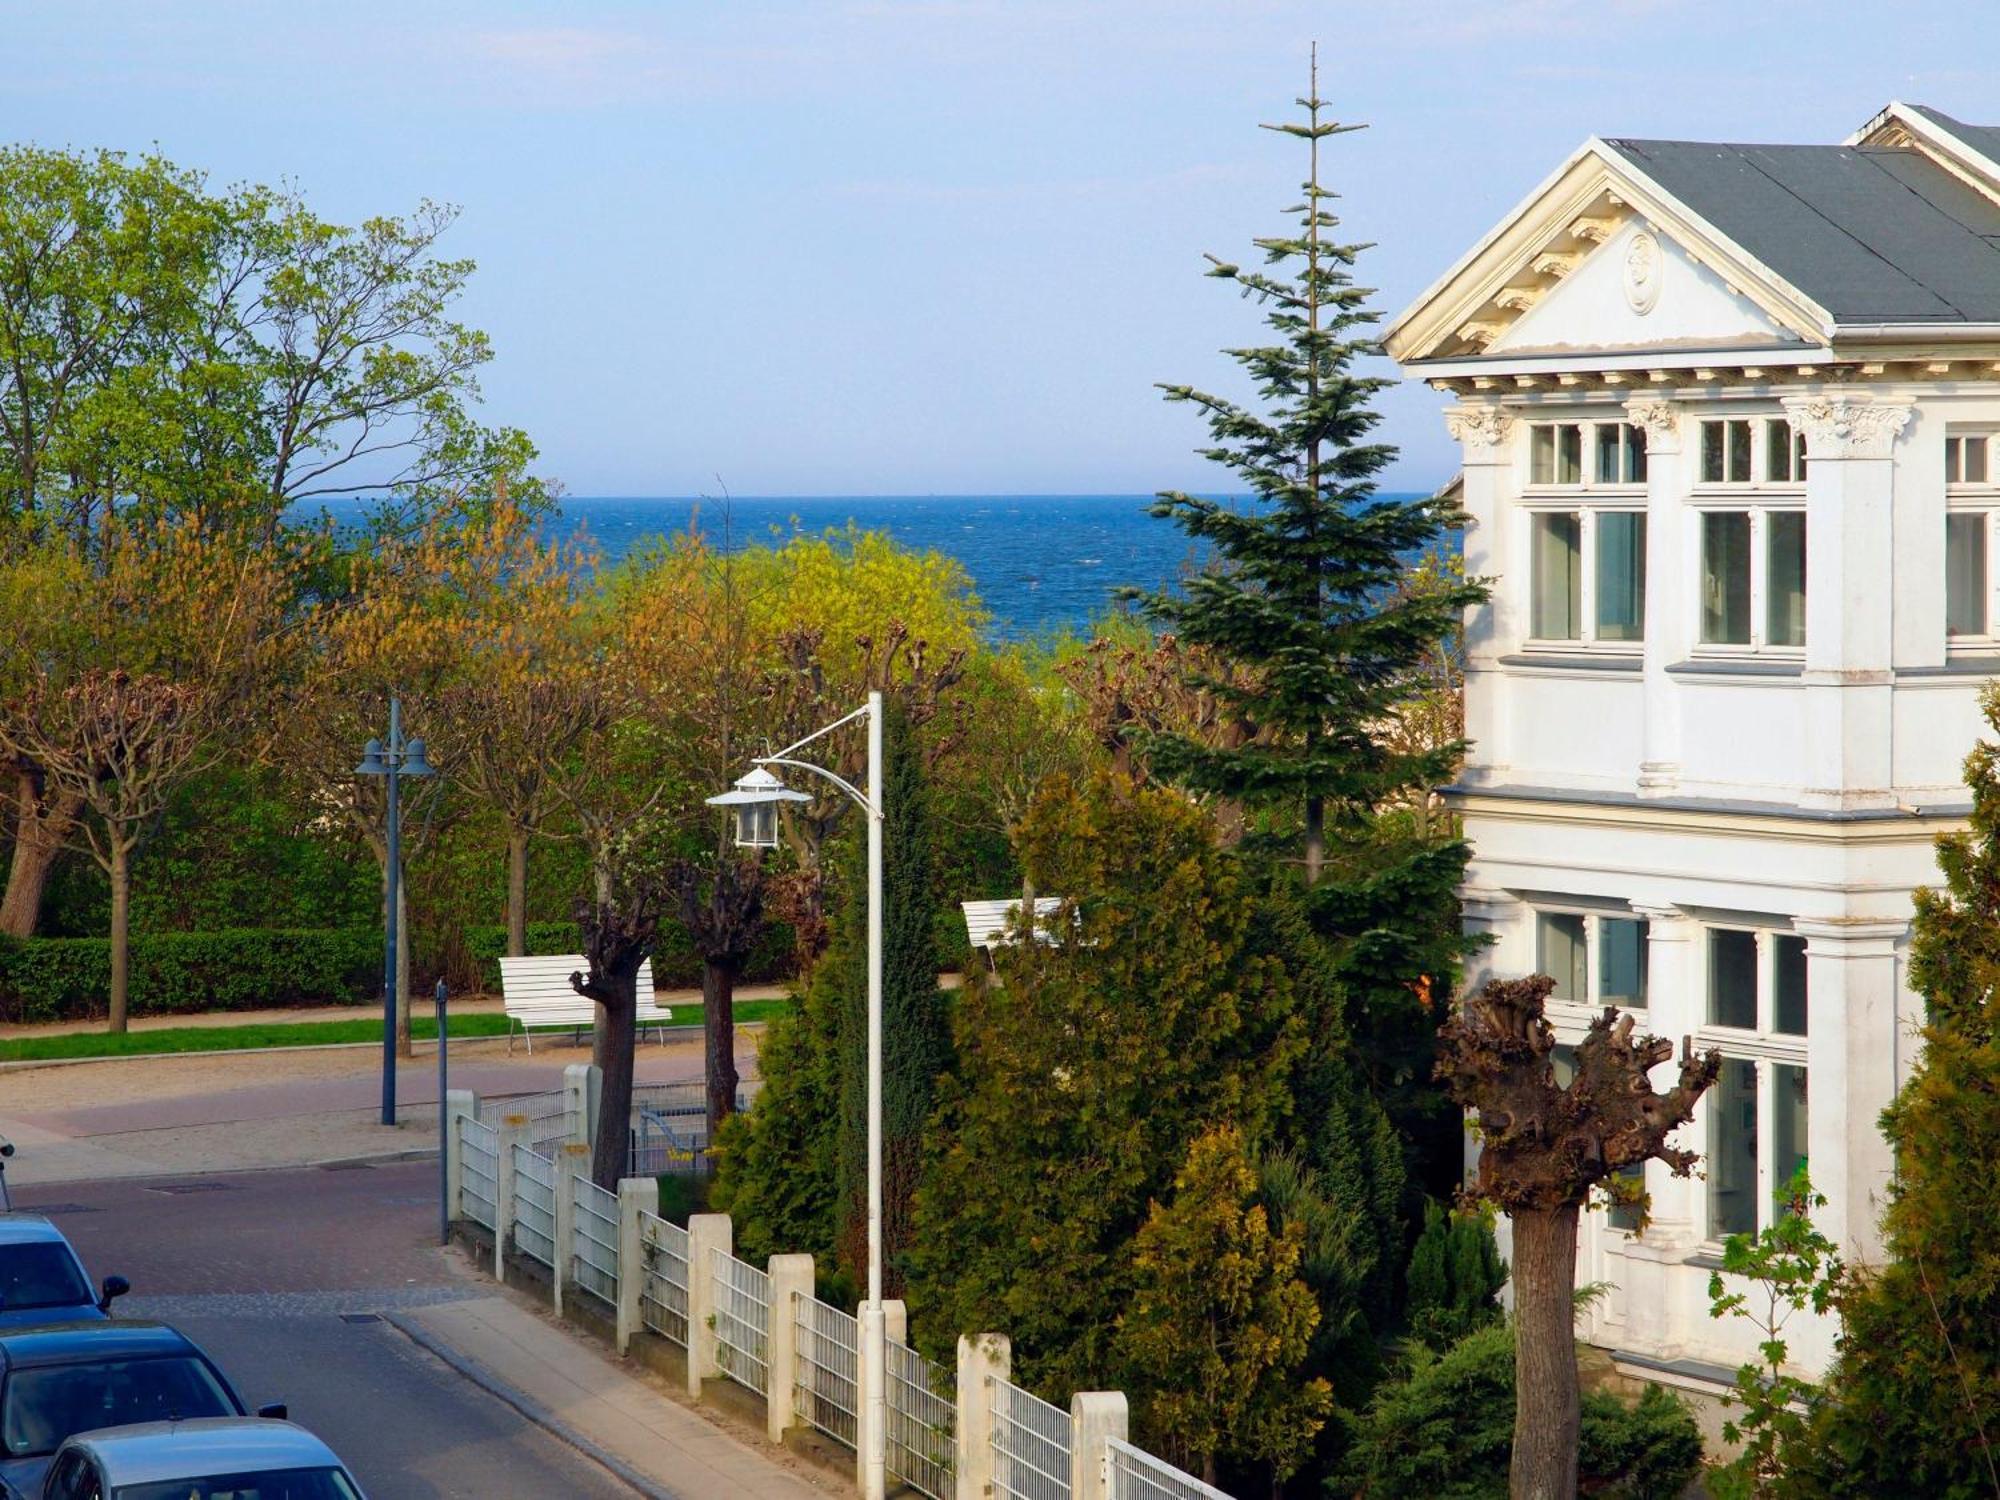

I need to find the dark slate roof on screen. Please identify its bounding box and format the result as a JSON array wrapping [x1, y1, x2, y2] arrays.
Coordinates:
[[1909, 105, 2000, 174], [1600, 135, 2000, 324]]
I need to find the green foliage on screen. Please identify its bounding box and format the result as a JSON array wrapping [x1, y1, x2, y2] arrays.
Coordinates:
[[459, 918, 795, 993], [0, 928, 380, 1022], [1405, 1199, 1508, 1351], [1119, 1126, 1332, 1482], [1333, 1322, 1703, 1500], [1704, 1169, 1841, 1500], [905, 772, 1304, 1398], [1799, 685, 2000, 1500]]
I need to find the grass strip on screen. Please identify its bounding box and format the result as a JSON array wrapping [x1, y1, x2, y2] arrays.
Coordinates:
[[0, 997, 790, 1063]]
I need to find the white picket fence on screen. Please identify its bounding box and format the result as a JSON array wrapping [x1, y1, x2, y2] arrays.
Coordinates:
[[445, 1072, 1230, 1500]]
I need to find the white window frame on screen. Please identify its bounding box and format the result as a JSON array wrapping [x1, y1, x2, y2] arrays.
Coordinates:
[[1690, 501, 1807, 657], [1695, 415, 1806, 491], [1532, 905, 1652, 1029], [1521, 420, 1649, 654], [1945, 429, 2000, 652], [1694, 922, 1809, 1247]]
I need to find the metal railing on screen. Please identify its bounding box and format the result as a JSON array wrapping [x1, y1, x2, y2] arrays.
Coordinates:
[[887, 1337, 956, 1499], [459, 1117, 498, 1230], [637, 1211, 690, 1347], [629, 1108, 714, 1179], [793, 1294, 859, 1450], [571, 1174, 620, 1306], [511, 1144, 557, 1268], [712, 1249, 770, 1394], [992, 1376, 1071, 1500], [1105, 1438, 1232, 1500], [485, 1090, 577, 1155]]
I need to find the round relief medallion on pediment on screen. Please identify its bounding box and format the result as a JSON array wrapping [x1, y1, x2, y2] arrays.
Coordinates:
[[1622, 229, 1662, 315]]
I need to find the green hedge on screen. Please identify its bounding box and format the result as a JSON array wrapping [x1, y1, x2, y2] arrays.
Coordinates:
[[0, 928, 383, 1024], [462, 918, 798, 993]]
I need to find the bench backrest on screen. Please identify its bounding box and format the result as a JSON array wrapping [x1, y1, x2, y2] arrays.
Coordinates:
[[498, 955, 665, 1020], [961, 896, 1065, 952]]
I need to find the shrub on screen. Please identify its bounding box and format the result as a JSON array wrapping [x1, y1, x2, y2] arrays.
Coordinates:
[[461, 918, 796, 993], [1334, 1322, 1703, 1500], [1405, 1198, 1509, 1350], [0, 928, 382, 1023]]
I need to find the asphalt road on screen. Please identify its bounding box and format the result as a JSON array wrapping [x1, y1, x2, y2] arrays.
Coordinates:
[[11, 1162, 636, 1500]]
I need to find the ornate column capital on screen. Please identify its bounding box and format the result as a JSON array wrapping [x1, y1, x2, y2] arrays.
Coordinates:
[[1631, 902, 1696, 935], [1444, 403, 1516, 463], [1780, 393, 1913, 460], [1622, 396, 1684, 454]]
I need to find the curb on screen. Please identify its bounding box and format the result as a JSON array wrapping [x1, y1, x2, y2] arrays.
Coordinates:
[[383, 1310, 679, 1500]]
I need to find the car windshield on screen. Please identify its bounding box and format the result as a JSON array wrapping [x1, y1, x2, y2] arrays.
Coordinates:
[[0, 1243, 92, 1312], [1, 1356, 237, 1457], [116, 1467, 362, 1500]]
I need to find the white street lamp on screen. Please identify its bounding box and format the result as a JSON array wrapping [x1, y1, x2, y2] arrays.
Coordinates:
[[708, 690, 887, 1499]]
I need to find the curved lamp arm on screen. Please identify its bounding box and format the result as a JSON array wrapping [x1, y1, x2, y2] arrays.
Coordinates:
[[755, 756, 878, 819]]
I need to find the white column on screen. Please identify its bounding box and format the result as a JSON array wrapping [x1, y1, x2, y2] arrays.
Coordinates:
[[882, 1298, 908, 1347], [563, 1062, 600, 1151], [493, 1113, 532, 1281], [684, 1212, 733, 1398], [1782, 395, 1912, 811], [955, 1334, 1010, 1500], [1068, 1391, 1129, 1500], [1796, 917, 1906, 1261], [1445, 403, 1518, 786], [764, 1254, 815, 1443], [614, 1178, 652, 1355], [442, 1089, 478, 1225], [1626, 396, 1687, 797]]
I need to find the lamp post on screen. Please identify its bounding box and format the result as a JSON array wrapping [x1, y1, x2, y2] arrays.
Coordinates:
[[355, 697, 434, 1128], [709, 691, 884, 1499], [435, 976, 450, 1246]]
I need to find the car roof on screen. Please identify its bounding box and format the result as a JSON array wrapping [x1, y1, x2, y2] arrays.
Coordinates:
[[0, 1216, 70, 1248], [69, 1419, 342, 1486], [0, 1320, 195, 1371]]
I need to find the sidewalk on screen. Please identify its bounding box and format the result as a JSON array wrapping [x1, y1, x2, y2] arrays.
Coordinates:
[[391, 1292, 839, 1500]]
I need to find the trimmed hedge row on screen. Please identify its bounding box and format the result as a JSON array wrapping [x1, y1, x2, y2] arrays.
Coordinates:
[[0, 928, 382, 1025], [462, 918, 797, 994]]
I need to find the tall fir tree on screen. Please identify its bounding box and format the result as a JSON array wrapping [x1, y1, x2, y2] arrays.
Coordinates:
[[1133, 54, 1487, 1199]]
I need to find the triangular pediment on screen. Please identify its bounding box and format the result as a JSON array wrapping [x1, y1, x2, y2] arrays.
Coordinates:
[[1385, 142, 1832, 366]]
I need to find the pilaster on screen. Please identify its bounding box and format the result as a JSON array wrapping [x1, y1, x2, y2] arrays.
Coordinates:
[[1626, 397, 1686, 797], [1445, 402, 1518, 786], [1783, 395, 1911, 811]]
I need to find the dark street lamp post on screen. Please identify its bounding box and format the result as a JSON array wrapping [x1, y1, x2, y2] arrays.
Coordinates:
[[355, 696, 434, 1127]]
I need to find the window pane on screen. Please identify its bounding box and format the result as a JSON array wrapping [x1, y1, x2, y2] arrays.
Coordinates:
[[1728, 419, 1752, 482], [1774, 934, 1808, 1035], [1596, 423, 1622, 484], [1607, 1162, 1645, 1232], [1767, 512, 1807, 647], [1709, 929, 1758, 1028], [1947, 514, 1988, 637], [1599, 917, 1649, 1009], [1539, 913, 1588, 1002], [1971, 436, 1990, 485], [1551, 1042, 1577, 1087], [1558, 424, 1583, 485], [1626, 425, 1649, 484], [1773, 1064, 1810, 1218], [1702, 512, 1752, 644], [1948, 437, 1964, 485], [1531, 513, 1582, 639], [1702, 421, 1725, 484], [1765, 420, 1796, 482], [1709, 1058, 1760, 1239], [1532, 426, 1555, 485], [1594, 513, 1646, 641]]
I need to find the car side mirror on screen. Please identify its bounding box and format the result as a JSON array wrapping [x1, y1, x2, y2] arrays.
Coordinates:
[[257, 1403, 288, 1421], [98, 1275, 130, 1312]]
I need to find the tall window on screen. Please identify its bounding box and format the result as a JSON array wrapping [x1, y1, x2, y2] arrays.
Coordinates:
[[1526, 421, 1648, 648], [1536, 909, 1650, 1010], [1701, 925, 1811, 1240], [1946, 432, 1999, 647], [1700, 509, 1806, 650], [1551, 1044, 1645, 1232]]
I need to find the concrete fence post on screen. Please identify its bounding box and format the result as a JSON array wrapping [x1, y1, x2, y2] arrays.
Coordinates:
[[684, 1212, 733, 1399], [1069, 1391, 1127, 1500], [442, 1090, 478, 1223], [763, 1254, 815, 1443], [562, 1062, 600, 1151], [882, 1298, 908, 1347], [550, 1144, 588, 1315], [955, 1333, 1010, 1500], [614, 1178, 653, 1355], [493, 1113, 532, 1281]]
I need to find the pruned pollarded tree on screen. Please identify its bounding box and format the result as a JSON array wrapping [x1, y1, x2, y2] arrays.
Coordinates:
[[570, 851, 670, 1187], [669, 852, 766, 1142], [1437, 976, 1719, 1500]]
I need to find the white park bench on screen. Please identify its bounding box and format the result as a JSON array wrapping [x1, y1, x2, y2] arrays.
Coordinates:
[[961, 896, 1066, 967], [498, 955, 672, 1054]]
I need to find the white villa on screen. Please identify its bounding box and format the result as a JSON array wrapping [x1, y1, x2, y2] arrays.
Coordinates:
[[1386, 101, 2000, 1388]]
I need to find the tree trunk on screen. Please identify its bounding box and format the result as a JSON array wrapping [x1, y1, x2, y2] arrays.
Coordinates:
[[703, 956, 740, 1143], [592, 973, 638, 1189], [1510, 1203, 1582, 1500], [505, 826, 530, 957], [1303, 792, 1325, 887], [590, 855, 614, 1071], [107, 840, 131, 1034], [0, 777, 82, 938]]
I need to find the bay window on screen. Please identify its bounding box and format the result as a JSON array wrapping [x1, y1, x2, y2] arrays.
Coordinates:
[[1946, 432, 1999, 647], [1699, 507, 1806, 650], [1700, 925, 1811, 1241], [1525, 420, 1649, 649]]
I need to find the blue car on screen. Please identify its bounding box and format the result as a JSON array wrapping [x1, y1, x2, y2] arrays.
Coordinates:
[[0, 1322, 273, 1499], [0, 1220, 125, 1331], [41, 1418, 364, 1500]]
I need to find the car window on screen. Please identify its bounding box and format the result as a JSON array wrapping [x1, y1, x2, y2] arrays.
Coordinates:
[[1, 1356, 236, 1457], [0, 1244, 92, 1312], [47, 1450, 104, 1500], [115, 1467, 361, 1500]]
